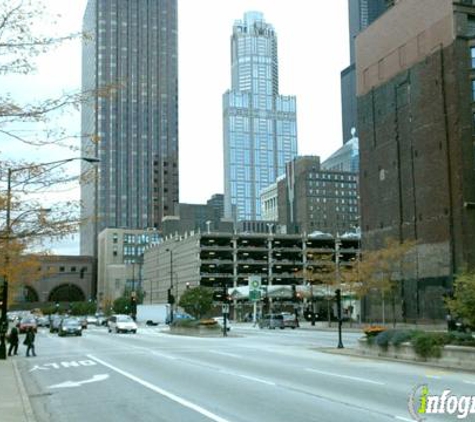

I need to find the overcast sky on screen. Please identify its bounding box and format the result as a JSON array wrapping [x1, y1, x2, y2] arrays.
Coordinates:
[[3, 0, 350, 253]]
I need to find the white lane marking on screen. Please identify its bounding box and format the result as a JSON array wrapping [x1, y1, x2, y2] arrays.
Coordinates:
[[209, 350, 242, 359], [236, 374, 276, 386], [395, 416, 413, 421], [150, 350, 178, 360], [49, 374, 109, 389], [426, 375, 441, 379], [305, 368, 385, 385], [463, 380, 475, 385], [87, 354, 232, 422]]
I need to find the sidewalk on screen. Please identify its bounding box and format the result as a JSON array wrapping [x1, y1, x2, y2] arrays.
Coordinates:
[[0, 358, 36, 422]]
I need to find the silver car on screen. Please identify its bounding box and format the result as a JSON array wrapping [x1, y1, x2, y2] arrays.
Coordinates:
[[258, 313, 284, 329]]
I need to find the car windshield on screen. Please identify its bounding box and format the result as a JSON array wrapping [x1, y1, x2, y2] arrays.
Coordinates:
[[64, 320, 80, 327], [117, 316, 133, 322]]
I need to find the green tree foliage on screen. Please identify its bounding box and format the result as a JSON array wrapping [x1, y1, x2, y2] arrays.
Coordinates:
[[178, 286, 213, 319], [69, 301, 96, 316], [113, 297, 130, 315], [446, 271, 475, 328]]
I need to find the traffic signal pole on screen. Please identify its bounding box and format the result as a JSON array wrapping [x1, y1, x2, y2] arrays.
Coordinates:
[[222, 282, 228, 337]]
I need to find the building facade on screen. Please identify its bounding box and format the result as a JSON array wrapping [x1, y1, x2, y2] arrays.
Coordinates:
[[142, 232, 359, 318], [17, 256, 94, 305], [340, 0, 390, 144], [80, 0, 179, 257], [97, 228, 161, 305], [223, 11, 298, 221], [322, 129, 360, 173], [277, 156, 359, 236], [357, 0, 475, 319], [158, 194, 226, 237]]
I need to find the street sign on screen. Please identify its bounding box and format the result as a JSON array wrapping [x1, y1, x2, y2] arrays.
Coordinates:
[[248, 276, 262, 302], [248, 275, 261, 290], [222, 304, 229, 314], [249, 290, 261, 301]]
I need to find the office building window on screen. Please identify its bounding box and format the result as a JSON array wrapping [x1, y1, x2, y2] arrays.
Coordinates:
[[471, 47, 475, 68]]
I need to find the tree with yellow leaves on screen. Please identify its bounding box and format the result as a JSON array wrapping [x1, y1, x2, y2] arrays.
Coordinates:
[[357, 238, 416, 326]]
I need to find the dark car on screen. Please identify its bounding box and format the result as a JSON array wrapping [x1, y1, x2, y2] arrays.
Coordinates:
[[19, 317, 38, 334], [58, 318, 83, 337], [258, 313, 284, 329]]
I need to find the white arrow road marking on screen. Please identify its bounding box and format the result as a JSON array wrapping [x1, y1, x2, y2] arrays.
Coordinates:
[[48, 374, 109, 389]]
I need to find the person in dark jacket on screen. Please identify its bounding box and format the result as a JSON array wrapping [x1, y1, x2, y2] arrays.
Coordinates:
[[7, 326, 19, 356], [24, 327, 36, 357]]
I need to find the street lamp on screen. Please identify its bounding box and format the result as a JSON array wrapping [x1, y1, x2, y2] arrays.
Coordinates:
[[165, 248, 174, 324], [0, 156, 99, 360], [335, 236, 344, 349]]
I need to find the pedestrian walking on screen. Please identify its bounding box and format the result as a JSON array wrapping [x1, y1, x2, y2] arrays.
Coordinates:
[[7, 325, 19, 356], [24, 326, 36, 357]]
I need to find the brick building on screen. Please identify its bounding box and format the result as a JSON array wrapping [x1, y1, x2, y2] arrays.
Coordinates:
[[357, 0, 475, 319], [277, 156, 359, 236]]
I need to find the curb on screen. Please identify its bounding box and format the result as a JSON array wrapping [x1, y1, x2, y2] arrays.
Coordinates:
[[316, 347, 475, 373], [13, 360, 37, 422]]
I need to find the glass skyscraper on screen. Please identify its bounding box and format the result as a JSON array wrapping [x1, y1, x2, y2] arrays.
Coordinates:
[[223, 11, 298, 221], [80, 0, 178, 256]]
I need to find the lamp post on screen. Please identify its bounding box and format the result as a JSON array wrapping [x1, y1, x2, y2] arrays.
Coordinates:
[[0, 156, 99, 360], [166, 248, 174, 324], [335, 236, 344, 349]]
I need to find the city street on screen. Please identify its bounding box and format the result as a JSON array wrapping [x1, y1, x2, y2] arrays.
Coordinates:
[[12, 324, 475, 422]]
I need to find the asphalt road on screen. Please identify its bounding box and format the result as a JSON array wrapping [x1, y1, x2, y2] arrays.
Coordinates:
[[13, 324, 475, 422]]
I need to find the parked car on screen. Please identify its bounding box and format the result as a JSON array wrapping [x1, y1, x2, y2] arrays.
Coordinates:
[[58, 318, 83, 337], [281, 312, 299, 329], [19, 316, 38, 334], [108, 314, 138, 334], [258, 313, 284, 329]]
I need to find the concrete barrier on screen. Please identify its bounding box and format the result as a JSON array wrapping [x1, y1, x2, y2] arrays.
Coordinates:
[[358, 338, 475, 371], [169, 325, 222, 337]]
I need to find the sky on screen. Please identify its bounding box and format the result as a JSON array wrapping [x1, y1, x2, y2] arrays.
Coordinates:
[[2, 0, 350, 254]]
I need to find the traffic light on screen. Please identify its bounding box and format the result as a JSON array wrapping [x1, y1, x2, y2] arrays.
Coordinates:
[[291, 284, 297, 302]]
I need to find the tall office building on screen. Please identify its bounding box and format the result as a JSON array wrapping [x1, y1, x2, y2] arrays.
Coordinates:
[[223, 11, 298, 221], [340, 0, 389, 144], [80, 0, 179, 257]]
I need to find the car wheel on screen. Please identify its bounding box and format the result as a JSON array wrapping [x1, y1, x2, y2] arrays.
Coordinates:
[[115, 327, 119, 334], [132, 330, 137, 334], [78, 332, 82, 336], [108, 328, 111, 333], [291, 327, 296, 329]]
